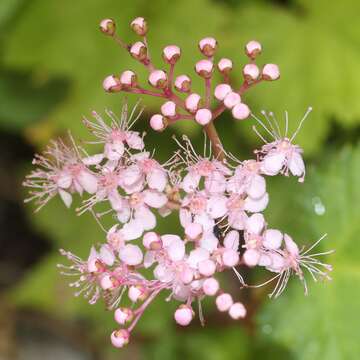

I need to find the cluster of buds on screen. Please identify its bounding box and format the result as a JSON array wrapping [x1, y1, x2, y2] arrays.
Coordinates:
[[100, 17, 280, 132], [23, 16, 332, 350]]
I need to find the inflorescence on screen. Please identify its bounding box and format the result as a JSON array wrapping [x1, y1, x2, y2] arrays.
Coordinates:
[[23, 16, 333, 349]]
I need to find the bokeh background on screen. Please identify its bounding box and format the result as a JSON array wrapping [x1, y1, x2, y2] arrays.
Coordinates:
[[0, 0, 359, 359]]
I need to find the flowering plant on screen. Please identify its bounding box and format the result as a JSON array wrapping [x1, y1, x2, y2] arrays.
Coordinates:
[[23, 16, 332, 349]]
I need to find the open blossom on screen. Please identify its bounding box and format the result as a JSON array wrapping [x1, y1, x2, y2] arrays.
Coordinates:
[[23, 15, 333, 350]]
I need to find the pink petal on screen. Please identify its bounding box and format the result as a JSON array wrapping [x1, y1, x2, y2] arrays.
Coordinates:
[[119, 244, 143, 266], [187, 248, 210, 268], [204, 171, 226, 193], [77, 170, 98, 194], [247, 174, 266, 199], [182, 172, 201, 193], [224, 230, 240, 250], [263, 229, 283, 249], [135, 206, 156, 230], [100, 244, 115, 266], [143, 190, 168, 208], [289, 151, 305, 177], [120, 219, 144, 241], [244, 193, 269, 212], [284, 233, 299, 256], [246, 213, 265, 235], [125, 131, 144, 150], [58, 189, 72, 208], [261, 152, 285, 176], [82, 153, 104, 166], [199, 231, 218, 253], [207, 195, 228, 219], [147, 169, 167, 192], [167, 238, 185, 262]]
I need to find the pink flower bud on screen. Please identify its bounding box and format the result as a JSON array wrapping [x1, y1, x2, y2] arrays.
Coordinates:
[[161, 101, 177, 118], [223, 91, 241, 109], [130, 41, 147, 61], [262, 64, 280, 81], [163, 45, 181, 64], [150, 114, 167, 132], [216, 293, 233, 312], [175, 75, 191, 92], [185, 93, 201, 113], [222, 249, 239, 267], [148, 70, 168, 88], [185, 222, 203, 240], [245, 40, 262, 59], [100, 19, 116, 36], [143, 231, 162, 250], [243, 64, 260, 81], [214, 83, 232, 101], [111, 329, 130, 348], [232, 103, 250, 120], [202, 277, 219, 296], [228, 302, 246, 319], [174, 305, 193, 326], [120, 70, 137, 88], [100, 274, 118, 290], [198, 259, 216, 276], [130, 17, 148, 36], [243, 249, 260, 267], [199, 37, 218, 57], [114, 307, 134, 325], [103, 75, 121, 93], [263, 229, 283, 250], [195, 108, 212, 125], [218, 58, 233, 74], [195, 59, 214, 78], [180, 267, 194, 284], [128, 285, 147, 302]]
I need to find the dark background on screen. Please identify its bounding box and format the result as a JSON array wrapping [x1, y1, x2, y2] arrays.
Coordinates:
[[0, 0, 359, 359]]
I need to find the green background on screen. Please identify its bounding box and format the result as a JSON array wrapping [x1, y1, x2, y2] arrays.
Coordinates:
[[0, 0, 359, 359]]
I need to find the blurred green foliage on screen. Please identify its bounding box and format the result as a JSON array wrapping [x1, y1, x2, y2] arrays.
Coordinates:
[[1, 0, 359, 359]]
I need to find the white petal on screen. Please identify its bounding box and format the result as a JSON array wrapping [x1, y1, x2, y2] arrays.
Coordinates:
[[284, 233, 299, 256], [82, 153, 104, 166], [147, 169, 167, 192], [247, 175, 266, 199], [167, 238, 185, 262], [125, 131, 144, 150], [154, 264, 174, 282], [143, 251, 156, 268], [200, 231, 218, 253], [228, 210, 247, 230], [193, 213, 215, 231], [161, 234, 182, 247], [77, 170, 98, 194], [179, 208, 192, 228], [58, 189, 72, 208], [204, 171, 226, 194], [119, 244, 143, 266], [206, 195, 228, 219], [104, 140, 124, 161], [244, 193, 269, 213], [182, 172, 201, 193], [135, 206, 156, 230], [263, 229, 283, 250], [120, 219, 144, 241], [100, 244, 115, 266], [57, 172, 72, 189], [289, 151, 305, 177], [246, 213, 265, 235], [143, 190, 168, 208], [224, 230, 240, 250], [261, 152, 285, 176], [121, 164, 143, 187], [187, 248, 210, 268]]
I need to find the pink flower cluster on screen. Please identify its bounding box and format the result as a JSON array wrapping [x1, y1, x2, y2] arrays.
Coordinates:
[[23, 16, 333, 350]]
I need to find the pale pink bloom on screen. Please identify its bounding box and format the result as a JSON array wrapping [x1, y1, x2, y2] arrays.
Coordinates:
[[195, 108, 212, 125], [185, 222, 203, 240], [161, 101, 177, 117], [174, 75, 191, 92], [202, 277, 219, 296], [163, 45, 181, 63], [130, 17, 147, 36], [217, 58, 233, 73], [195, 59, 214, 78], [119, 244, 143, 266], [214, 83, 232, 101], [245, 40, 262, 58], [111, 329, 130, 348], [263, 229, 283, 250], [198, 259, 216, 276], [262, 64, 280, 81]]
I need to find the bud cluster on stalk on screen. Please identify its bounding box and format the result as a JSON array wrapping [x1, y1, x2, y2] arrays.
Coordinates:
[[23, 16, 333, 350]]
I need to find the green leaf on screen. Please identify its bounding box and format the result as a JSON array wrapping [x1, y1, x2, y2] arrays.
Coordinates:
[[257, 144, 360, 359]]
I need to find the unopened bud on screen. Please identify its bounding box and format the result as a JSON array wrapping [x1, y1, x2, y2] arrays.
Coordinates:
[[103, 75, 121, 93], [199, 37, 218, 57], [195, 108, 212, 126], [143, 232, 163, 249], [185, 93, 201, 113], [128, 285, 147, 302], [130, 41, 147, 61], [202, 277, 219, 296], [163, 45, 181, 64], [222, 249, 239, 267], [100, 19, 116, 36], [214, 83, 232, 101], [262, 64, 280, 81], [114, 307, 134, 325], [174, 305, 194, 326], [148, 69, 168, 88], [232, 103, 250, 120], [228, 302, 247, 319], [218, 58, 233, 74], [111, 329, 130, 348], [195, 59, 214, 78], [216, 293, 233, 312], [223, 91, 241, 109], [198, 259, 216, 277], [243, 63, 260, 81], [161, 101, 177, 118], [150, 114, 167, 132], [175, 75, 191, 92], [130, 17, 148, 36], [120, 70, 137, 88], [245, 40, 262, 59]]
